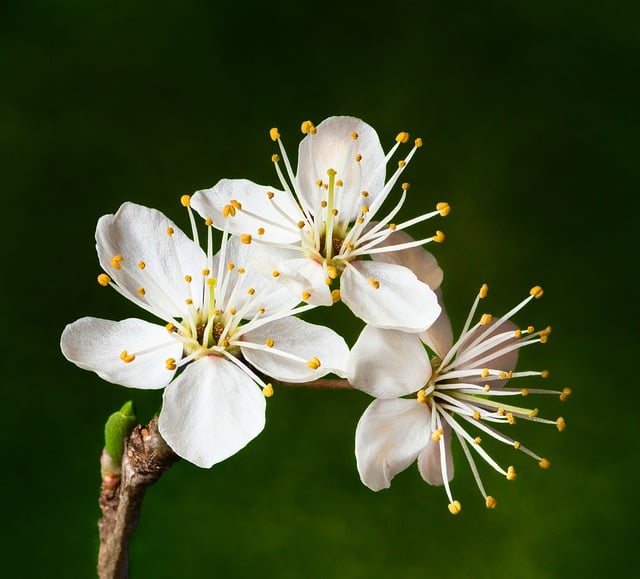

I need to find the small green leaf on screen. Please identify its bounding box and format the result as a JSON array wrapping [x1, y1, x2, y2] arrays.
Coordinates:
[[104, 401, 137, 466]]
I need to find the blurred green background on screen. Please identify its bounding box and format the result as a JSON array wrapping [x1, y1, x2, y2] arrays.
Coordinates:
[[2, 1, 637, 577]]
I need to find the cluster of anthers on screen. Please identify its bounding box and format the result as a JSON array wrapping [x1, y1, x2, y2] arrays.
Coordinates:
[[420, 284, 570, 514]]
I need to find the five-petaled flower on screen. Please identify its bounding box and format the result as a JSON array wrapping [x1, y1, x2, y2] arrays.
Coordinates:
[[60, 201, 349, 468], [189, 116, 448, 333], [348, 282, 569, 514]]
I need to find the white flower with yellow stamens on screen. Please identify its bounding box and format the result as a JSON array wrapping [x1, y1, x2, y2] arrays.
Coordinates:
[[348, 283, 569, 513], [190, 116, 447, 333], [60, 201, 349, 468]]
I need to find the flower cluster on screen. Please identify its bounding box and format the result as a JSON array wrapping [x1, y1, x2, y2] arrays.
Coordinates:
[[61, 116, 568, 512]]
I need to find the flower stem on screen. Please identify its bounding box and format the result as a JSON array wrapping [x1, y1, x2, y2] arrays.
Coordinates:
[[97, 416, 178, 579], [277, 378, 352, 389]]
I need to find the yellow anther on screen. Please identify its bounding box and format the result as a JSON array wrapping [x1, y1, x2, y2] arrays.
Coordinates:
[[222, 205, 236, 218], [481, 368, 490, 378], [120, 351, 135, 363], [497, 407, 505, 416], [269, 127, 280, 141], [436, 202, 451, 216], [506, 413, 516, 424], [530, 285, 544, 299], [301, 291, 311, 300], [357, 217, 364, 223], [227, 263, 235, 271], [473, 436, 481, 444], [361, 190, 369, 197], [137, 287, 146, 296], [361, 204, 370, 214], [483, 384, 491, 393], [110, 255, 123, 269], [541, 370, 550, 378], [229, 308, 237, 315], [560, 387, 572, 401], [432, 230, 445, 243], [165, 358, 177, 371], [368, 278, 380, 289], [332, 208, 339, 216], [247, 287, 256, 295], [320, 200, 328, 208], [351, 131, 359, 140], [263, 383, 274, 397], [205, 218, 213, 226], [297, 220, 305, 229], [301, 120, 316, 134], [331, 289, 341, 303], [506, 466, 517, 481], [448, 501, 462, 515], [539, 458, 551, 469], [528, 408, 539, 417], [556, 417, 566, 432], [326, 265, 338, 279], [228, 199, 241, 210], [166, 227, 174, 236], [540, 326, 552, 337], [202, 268, 210, 276], [417, 389, 428, 404], [402, 182, 410, 190], [185, 298, 193, 305], [271, 154, 280, 163], [315, 179, 323, 187], [355, 154, 362, 162], [240, 234, 252, 245], [138, 261, 146, 270], [499, 370, 513, 379], [336, 180, 343, 187], [238, 268, 246, 274], [166, 323, 175, 332], [473, 411, 481, 420], [265, 338, 275, 348], [180, 194, 191, 207], [415, 137, 423, 147], [97, 273, 111, 286], [257, 227, 265, 235], [540, 335, 549, 344], [184, 275, 192, 283], [220, 339, 230, 348], [480, 313, 493, 325], [479, 284, 489, 298], [398, 159, 406, 168], [388, 223, 397, 230], [431, 428, 444, 442], [513, 441, 521, 449], [521, 388, 529, 396], [324, 277, 332, 285], [514, 329, 522, 338], [395, 131, 410, 143], [527, 325, 535, 333], [485, 496, 497, 509], [272, 270, 280, 278], [306, 356, 321, 370], [257, 307, 265, 315]]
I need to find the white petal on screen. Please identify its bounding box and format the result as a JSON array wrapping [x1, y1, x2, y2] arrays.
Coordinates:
[[296, 116, 386, 221], [191, 179, 303, 244], [60, 317, 182, 389], [241, 316, 350, 380], [417, 421, 454, 486], [96, 202, 207, 317], [419, 289, 454, 359], [355, 398, 431, 491], [371, 228, 444, 290], [347, 325, 431, 398], [341, 260, 441, 332], [159, 356, 266, 468], [252, 246, 333, 306]]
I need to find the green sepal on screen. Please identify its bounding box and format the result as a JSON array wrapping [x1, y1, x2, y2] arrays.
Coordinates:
[[104, 401, 137, 466]]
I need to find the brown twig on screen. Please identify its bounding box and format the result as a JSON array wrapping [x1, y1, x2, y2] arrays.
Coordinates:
[[97, 416, 178, 579]]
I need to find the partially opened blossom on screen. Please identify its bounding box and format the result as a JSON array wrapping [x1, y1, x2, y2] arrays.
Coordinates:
[[61, 201, 350, 468], [190, 116, 448, 333], [348, 284, 570, 513]]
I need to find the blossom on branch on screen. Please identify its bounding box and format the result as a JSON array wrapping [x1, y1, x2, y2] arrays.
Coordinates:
[[61, 201, 349, 468], [348, 283, 569, 514], [190, 116, 448, 333]]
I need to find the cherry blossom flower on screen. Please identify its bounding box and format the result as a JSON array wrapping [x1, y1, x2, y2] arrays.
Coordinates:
[[61, 201, 349, 468], [348, 283, 569, 513], [190, 116, 448, 333]]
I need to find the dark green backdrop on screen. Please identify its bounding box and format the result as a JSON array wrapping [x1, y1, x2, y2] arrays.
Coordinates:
[[2, 1, 637, 577]]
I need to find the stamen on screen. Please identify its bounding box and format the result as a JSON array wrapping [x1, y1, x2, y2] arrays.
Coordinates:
[[97, 274, 111, 286], [448, 501, 462, 515], [306, 356, 321, 370], [485, 496, 497, 509], [263, 383, 274, 397]]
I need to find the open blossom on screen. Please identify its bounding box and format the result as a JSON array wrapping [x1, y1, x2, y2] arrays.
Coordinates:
[[61, 201, 349, 468], [190, 116, 448, 333], [348, 283, 570, 513]]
